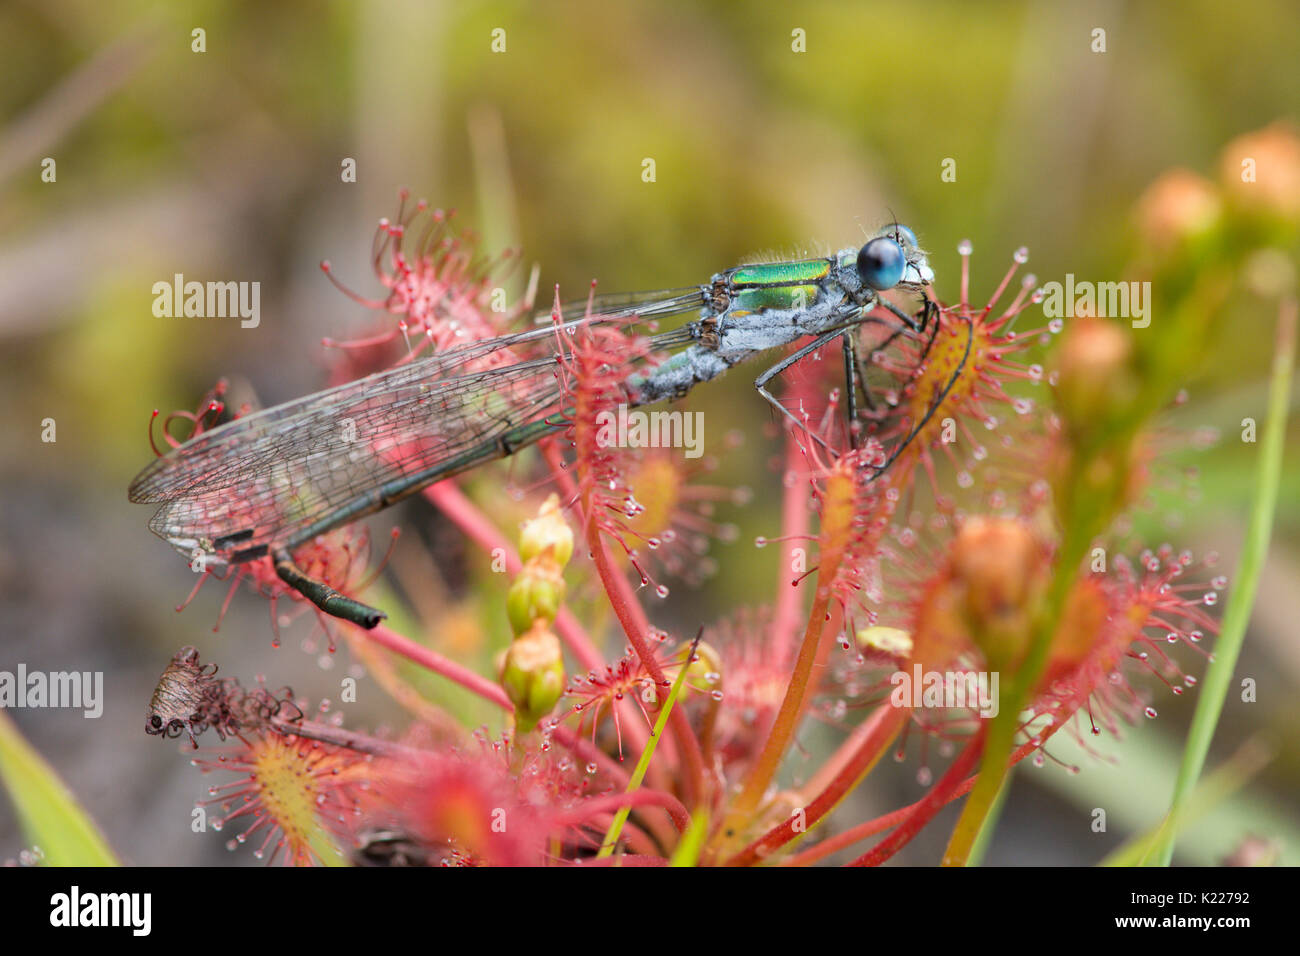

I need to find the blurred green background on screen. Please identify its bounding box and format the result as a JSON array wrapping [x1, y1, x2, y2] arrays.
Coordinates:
[[1, 0, 1296, 865]]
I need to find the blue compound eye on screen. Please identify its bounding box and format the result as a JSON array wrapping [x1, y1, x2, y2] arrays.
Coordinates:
[[856, 237, 907, 291]]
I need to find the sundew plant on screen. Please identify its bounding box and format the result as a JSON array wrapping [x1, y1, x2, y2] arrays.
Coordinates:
[[0, 6, 1297, 874], [53, 129, 1296, 866]]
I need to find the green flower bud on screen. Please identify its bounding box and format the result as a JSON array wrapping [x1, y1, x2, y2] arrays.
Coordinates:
[[506, 561, 566, 635], [1050, 316, 1138, 431], [676, 640, 723, 696], [519, 494, 573, 567], [499, 623, 565, 735], [948, 517, 1047, 672]]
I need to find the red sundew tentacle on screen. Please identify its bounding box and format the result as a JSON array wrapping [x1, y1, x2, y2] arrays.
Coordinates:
[[159, 411, 196, 448], [145, 409, 165, 456], [353, 527, 400, 591], [411, 208, 446, 259], [550, 723, 632, 789], [211, 573, 241, 633], [174, 568, 211, 613], [992, 277, 1040, 328], [978, 255, 1025, 322], [309, 610, 338, 654], [202, 777, 256, 795], [318, 260, 390, 310], [266, 594, 285, 649], [252, 828, 280, 863], [320, 327, 401, 351]]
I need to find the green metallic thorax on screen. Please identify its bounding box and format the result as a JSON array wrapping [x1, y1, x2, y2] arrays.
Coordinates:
[[725, 257, 832, 314]]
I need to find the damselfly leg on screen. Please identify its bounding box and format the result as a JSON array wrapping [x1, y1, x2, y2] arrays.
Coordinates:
[[754, 327, 849, 453], [754, 287, 942, 454]]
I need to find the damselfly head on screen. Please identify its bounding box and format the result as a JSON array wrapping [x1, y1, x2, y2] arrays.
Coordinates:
[[857, 223, 933, 291]]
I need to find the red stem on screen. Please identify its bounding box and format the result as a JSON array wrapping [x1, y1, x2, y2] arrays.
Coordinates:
[[364, 622, 510, 709], [848, 725, 988, 866], [772, 434, 810, 662], [727, 702, 908, 865], [719, 587, 838, 844], [555, 789, 691, 832], [586, 515, 705, 805], [781, 734, 1043, 866]]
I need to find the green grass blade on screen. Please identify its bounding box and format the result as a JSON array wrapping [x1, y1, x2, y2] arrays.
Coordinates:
[[668, 808, 711, 867], [0, 711, 120, 866], [598, 634, 701, 859], [1104, 737, 1273, 867], [1148, 297, 1297, 866]]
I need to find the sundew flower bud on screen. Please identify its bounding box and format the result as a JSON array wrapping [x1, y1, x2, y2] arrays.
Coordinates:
[[1219, 121, 1300, 223], [518, 493, 574, 567], [500, 621, 565, 735], [506, 559, 567, 635], [676, 639, 723, 696], [948, 517, 1048, 671], [1134, 169, 1222, 257], [1050, 315, 1138, 430]]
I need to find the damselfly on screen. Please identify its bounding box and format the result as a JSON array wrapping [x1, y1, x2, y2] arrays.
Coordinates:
[[130, 223, 964, 628]]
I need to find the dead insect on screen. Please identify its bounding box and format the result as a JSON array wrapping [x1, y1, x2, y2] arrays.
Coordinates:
[[145, 646, 234, 746]]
